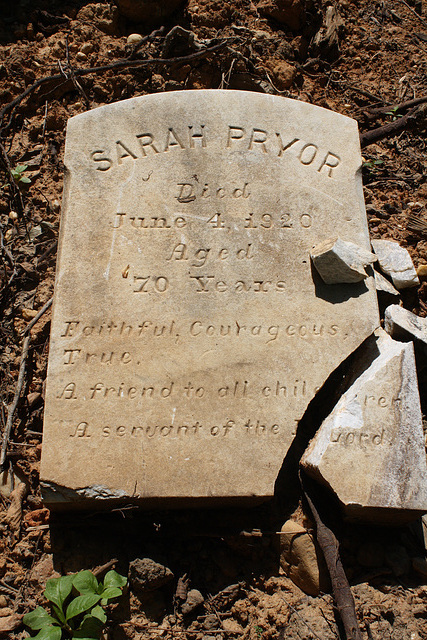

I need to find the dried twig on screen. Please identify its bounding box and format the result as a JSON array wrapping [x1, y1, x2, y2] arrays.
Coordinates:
[[92, 558, 118, 578], [365, 95, 427, 119], [0, 336, 31, 469], [395, 0, 427, 26], [360, 104, 426, 147], [21, 297, 53, 336], [301, 476, 362, 640]]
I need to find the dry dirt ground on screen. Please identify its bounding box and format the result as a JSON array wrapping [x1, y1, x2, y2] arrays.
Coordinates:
[[0, 1, 427, 639]]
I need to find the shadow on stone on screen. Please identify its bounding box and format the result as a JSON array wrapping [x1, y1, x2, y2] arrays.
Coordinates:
[[311, 261, 370, 303]]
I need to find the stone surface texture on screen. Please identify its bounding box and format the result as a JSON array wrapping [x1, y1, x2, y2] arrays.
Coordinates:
[[371, 239, 419, 289], [279, 520, 330, 596], [374, 270, 399, 296], [384, 304, 427, 352], [41, 90, 379, 505], [301, 329, 427, 522], [310, 236, 376, 284], [128, 558, 174, 592]]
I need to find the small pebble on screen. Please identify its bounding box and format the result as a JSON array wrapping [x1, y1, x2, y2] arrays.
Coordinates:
[[417, 264, 427, 278], [22, 308, 37, 320], [9, 211, 18, 221], [80, 42, 93, 55], [0, 596, 7, 608], [76, 51, 87, 62], [51, 199, 61, 213], [127, 33, 143, 45]]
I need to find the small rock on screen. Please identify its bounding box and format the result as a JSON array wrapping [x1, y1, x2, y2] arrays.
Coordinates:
[[412, 557, 427, 578], [202, 614, 217, 630], [51, 199, 61, 213], [76, 51, 87, 62], [385, 544, 411, 577], [0, 597, 6, 608], [0, 614, 21, 632], [280, 520, 330, 596], [127, 33, 143, 45], [9, 211, 18, 221], [80, 42, 94, 55], [181, 588, 204, 615], [417, 264, 427, 279], [22, 308, 37, 320], [371, 239, 419, 289], [384, 305, 427, 353], [129, 558, 174, 592], [0, 608, 13, 617], [311, 237, 376, 284], [267, 59, 296, 90], [222, 618, 244, 634], [27, 392, 42, 408], [29, 554, 58, 588]]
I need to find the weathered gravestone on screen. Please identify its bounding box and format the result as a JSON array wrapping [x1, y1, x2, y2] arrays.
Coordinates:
[[41, 90, 380, 506]]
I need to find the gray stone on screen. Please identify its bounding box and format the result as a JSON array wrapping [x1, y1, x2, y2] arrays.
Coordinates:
[[384, 305, 427, 353], [371, 239, 419, 289], [301, 329, 427, 522], [128, 558, 174, 592], [374, 270, 399, 297], [40, 91, 379, 506], [310, 236, 376, 284]]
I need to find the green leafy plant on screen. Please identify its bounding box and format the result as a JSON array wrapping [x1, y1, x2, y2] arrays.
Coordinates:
[[385, 106, 402, 120], [362, 159, 384, 173], [24, 569, 127, 640], [11, 164, 31, 185]]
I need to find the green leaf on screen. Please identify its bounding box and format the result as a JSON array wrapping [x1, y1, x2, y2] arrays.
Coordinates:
[[90, 605, 107, 624], [52, 604, 66, 626], [103, 570, 127, 589], [24, 607, 58, 630], [44, 575, 75, 609], [98, 586, 121, 601], [66, 594, 101, 621], [33, 627, 63, 640], [20, 176, 32, 184], [73, 571, 99, 595], [73, 613, 104, 639]]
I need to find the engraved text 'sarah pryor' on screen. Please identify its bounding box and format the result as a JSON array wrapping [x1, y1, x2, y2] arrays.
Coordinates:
[[40, 91, 379, 505], [91, 125, 341, 177]]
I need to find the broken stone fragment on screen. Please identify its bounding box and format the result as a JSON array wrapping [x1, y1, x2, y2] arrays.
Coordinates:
[[301, 329, 427, 523], [128, 558, 174, 592], [371, 239, 419, 289], [374, 270, 399, 297], [279, 520, 330, 596], [310, 236, 376, 284], [384, 305, 427, 355]]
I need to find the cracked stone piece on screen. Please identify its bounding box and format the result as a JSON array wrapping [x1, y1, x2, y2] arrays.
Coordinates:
[[311, 236, 376, 284], [374, 270, 399, 297], [301, 329, 427, 523], [384, 305, 427, 354], [371, 239, 419, 289]]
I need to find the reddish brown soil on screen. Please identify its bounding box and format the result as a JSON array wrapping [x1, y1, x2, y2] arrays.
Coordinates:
[[0, 1, 426, 639]]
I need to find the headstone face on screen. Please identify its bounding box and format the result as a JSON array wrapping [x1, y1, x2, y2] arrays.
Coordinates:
[[41, 90, 379, 505]]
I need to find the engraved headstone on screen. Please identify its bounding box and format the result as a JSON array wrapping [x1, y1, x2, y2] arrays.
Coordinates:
[[41, 90, 379, 506]]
